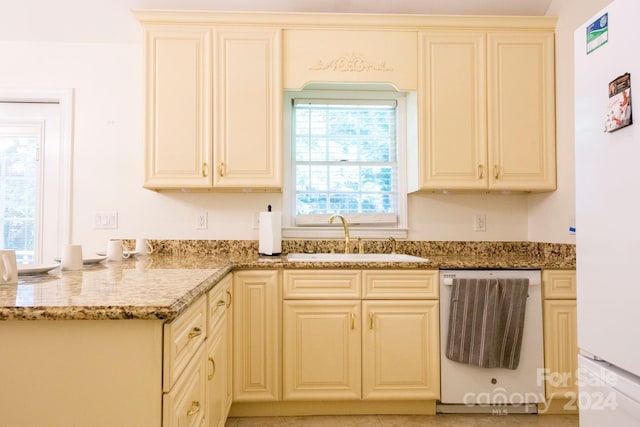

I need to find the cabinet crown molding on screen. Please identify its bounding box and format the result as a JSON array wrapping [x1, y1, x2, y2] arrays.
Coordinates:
[[132, 9, 557, 30]]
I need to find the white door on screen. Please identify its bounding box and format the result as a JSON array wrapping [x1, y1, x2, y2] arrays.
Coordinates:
[[0, 101, 65, 264]]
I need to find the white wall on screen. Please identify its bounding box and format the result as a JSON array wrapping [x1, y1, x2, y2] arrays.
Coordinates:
[[0, 0, 589, 253], [527, 0, 611, 244]]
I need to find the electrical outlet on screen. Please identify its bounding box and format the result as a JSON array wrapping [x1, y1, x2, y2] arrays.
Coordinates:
[[93, 211, 118, 229], [474, 213, 487, 232], [196, 211, 208, 230]]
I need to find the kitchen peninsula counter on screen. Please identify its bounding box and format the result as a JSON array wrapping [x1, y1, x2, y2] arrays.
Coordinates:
[[0, 239, 575, 322]]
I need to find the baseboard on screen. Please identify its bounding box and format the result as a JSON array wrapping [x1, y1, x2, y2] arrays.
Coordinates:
[[436, 403, 538, 415], [229, 400, 437, 417], [538, 398, 579, 414]]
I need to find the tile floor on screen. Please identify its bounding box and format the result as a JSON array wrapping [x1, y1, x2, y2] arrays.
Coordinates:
[[226, 414, 578, 426]]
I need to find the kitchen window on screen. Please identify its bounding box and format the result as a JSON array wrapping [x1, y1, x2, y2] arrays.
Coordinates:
[[283, 89, 408, 239]]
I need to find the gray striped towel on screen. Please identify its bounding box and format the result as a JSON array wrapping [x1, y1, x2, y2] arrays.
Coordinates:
[[446, 278, 529, 370]]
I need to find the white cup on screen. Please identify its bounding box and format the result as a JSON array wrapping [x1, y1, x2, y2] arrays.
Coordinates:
[[61, 244, 83, 271], [106, 239, 130, 261], [135, 238, 154, 255], [0, 249, 18, 284]]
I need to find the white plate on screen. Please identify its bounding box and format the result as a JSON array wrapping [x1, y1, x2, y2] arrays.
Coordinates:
[[95, 251, 138, 258], [53, 256, 107, 265], [18, 263, 60, 276]]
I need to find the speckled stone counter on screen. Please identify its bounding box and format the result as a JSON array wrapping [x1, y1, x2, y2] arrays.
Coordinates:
[[0, 256, 234, 321], [0, 240, 575, 321]]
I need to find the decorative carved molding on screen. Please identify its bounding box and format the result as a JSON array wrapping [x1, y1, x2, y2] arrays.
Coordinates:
[[309, 52, 393, 72]]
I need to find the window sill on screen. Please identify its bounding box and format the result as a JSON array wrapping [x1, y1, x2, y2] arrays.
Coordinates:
[[282, 227, 408, 240]]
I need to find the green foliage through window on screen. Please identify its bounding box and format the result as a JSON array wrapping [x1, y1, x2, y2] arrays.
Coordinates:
[[0, 133, 38, 263], [293, 101, 398, 216]]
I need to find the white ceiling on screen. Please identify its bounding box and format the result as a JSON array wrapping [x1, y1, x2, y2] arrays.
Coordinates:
[[0, 0, 554, 43]]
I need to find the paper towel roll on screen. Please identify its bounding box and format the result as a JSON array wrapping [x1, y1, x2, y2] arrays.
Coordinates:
[[259, 211, 282, 255]]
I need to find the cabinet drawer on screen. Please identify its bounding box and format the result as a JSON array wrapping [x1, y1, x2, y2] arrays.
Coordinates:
[[362, 270, 439, 299], [283, 270, 361, 299], [543, 270, 576, 299], [163, 344, 206, 427], [208, 275, 231, 337], [164, 296, 207, 392]]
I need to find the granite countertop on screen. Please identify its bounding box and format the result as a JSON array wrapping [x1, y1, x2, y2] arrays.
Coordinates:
[[0, 242, 575, 322]]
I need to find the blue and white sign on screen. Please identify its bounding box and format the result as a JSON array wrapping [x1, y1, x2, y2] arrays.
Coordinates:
[[587, 12, 608, 54]]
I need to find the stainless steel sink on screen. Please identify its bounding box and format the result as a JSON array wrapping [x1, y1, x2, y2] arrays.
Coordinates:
[[286, 253, 429, 263]]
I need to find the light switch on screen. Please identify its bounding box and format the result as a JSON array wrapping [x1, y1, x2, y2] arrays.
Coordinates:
[[93, 211, 118, 229]]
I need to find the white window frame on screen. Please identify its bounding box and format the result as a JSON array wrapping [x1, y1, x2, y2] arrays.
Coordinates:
[[0, 88, 74, 261], [283, 89, 408, 239]]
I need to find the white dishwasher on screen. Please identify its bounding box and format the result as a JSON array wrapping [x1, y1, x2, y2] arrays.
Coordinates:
[[438, 269, 544, 414]]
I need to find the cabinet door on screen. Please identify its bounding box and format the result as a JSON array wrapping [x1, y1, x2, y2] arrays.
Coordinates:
[[206, 321, 227, 427], [414, 31, 487, 191], [487, 31, 556, 191], [543, 300, 578, 400], [362, 300, 440, 400], [213, 28, 282, 189], [143, 26, 212, 189], [233, 270, 280, 401], [224, 282, 233, 416], [283, 300, 362, 400]]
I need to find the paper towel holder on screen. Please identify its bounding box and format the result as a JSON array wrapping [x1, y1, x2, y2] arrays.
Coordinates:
[[258, 204, 282, 256]]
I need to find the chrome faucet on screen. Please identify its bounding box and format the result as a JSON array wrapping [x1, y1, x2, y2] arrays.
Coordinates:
[[328, 214, 351, 254]]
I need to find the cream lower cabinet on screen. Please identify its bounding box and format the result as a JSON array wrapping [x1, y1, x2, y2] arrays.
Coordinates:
[[282, 269, 440, 402], [138, 16, 282, 191], [541, 269, 578, 414], [233, 270, 281, 401], [283, 299, 362, 400], [362, 300, 439, 400], [413, 28, 556, 192], [206, 274, 233, 427], [163, 295, 208, 427]]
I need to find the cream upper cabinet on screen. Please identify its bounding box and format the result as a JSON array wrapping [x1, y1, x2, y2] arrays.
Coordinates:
[[233, 270, 281, 402], [414, 31, 487, 190], [487, 31, 556, 191], [283, 30, 417, 91], [213, 27, 282, 189], [138, 12, 556, 193], [139, 21, 282, 191], [412, 28, 556, 192], [143, 26, 213, 189]]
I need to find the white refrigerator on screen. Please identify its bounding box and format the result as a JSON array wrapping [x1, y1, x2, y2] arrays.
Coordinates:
[[575, 0, 640, 425]]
